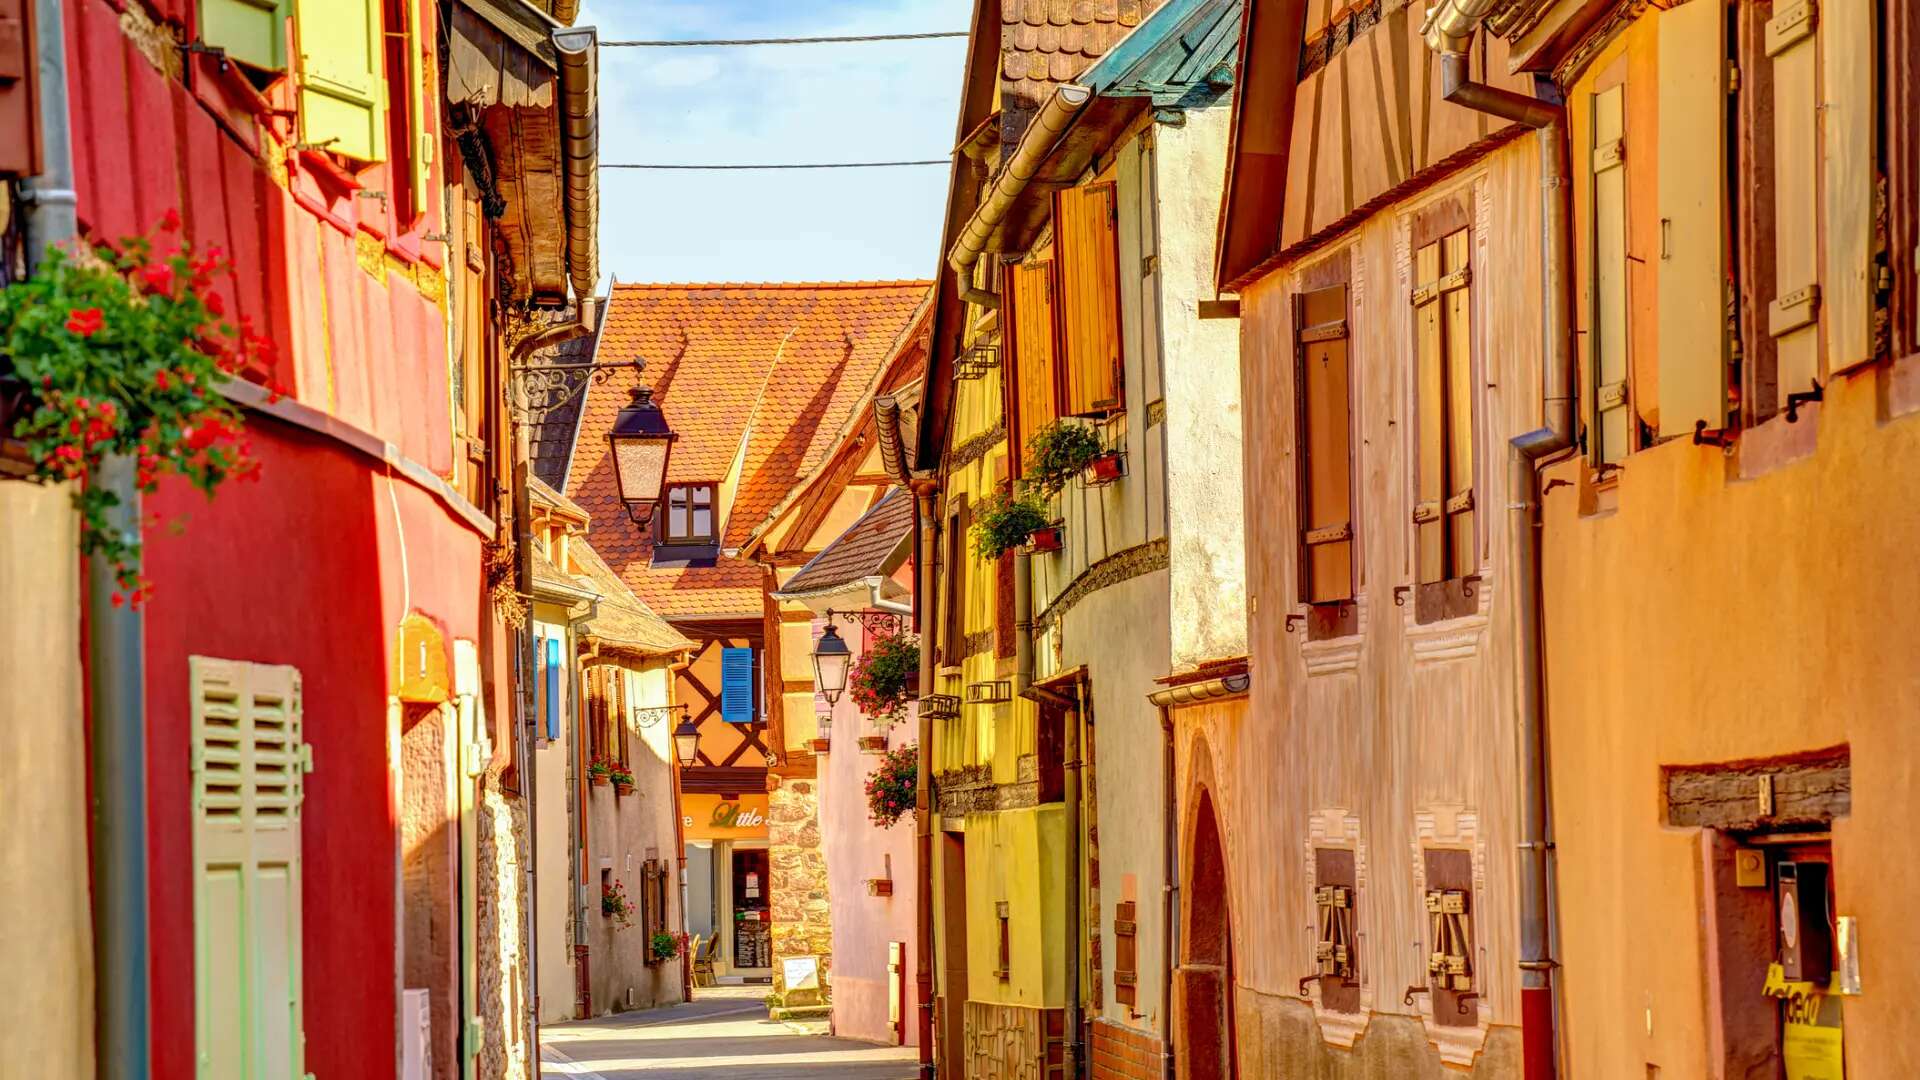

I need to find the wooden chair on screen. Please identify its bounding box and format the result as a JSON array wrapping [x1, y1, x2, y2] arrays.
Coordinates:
[[691, 933, 718, 987]]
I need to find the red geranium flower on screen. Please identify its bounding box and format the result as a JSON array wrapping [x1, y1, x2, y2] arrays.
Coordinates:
[[140, 263, 173, 293], [159, 208, 182, 233], [66, 307, 104, 337]]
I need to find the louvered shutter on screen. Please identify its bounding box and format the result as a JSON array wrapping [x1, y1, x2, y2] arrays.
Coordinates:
[[720, 648, 755, 723], [399, 0, 432, 212], [1766, 0, 1821, 397], [1113, 901, 1139, 1009], [293, 0, 385, 161], [1296, 284, 1353, 604], [1656, 0, 1729, 438], [192, 657, 308, 1080], [199, 0, 289, 71], [1411, 230, 1476, 583], [1009, 260, 1059, 468], [544, 636, 561, 741], [1056, 183, 1124, 417], [1591, 83, 1631, 463]]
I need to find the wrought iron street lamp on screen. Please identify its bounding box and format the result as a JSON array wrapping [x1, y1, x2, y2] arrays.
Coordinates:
[[811, 622, 854, 705], [608, 385, 676, 526], [672, 716, 701, 769]]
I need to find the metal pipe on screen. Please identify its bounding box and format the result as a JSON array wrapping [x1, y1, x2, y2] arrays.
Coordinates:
[[27, 0, 152, 1071], [1061, 671, 1085, 1080], [910, 482, 938, 1077], [1157, 703, 1177, 1080], [1423, 19, 1571, 1079], [945, 83, 1094, 297]]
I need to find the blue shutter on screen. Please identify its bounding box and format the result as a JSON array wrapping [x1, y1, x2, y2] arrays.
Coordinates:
[[720, 648, 755, 723], [544, 637, 561, 741]]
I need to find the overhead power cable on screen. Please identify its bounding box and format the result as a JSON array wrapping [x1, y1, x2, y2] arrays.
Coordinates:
[[604, 31, 967, 47], [602, 159, 950, 171]]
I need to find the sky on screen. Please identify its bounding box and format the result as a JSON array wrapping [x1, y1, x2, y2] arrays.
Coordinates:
[[576, 0, 974, 287]]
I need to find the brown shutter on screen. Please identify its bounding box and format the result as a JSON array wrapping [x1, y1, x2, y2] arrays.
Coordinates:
[[944, 497, 970, 664], [1056, 183, 1124, 418], [1114, 901, 1139, 1009], [1295, 284, 1354, 604], [1009, 259, 1060, 470], [1412, 231, 1475, 583]]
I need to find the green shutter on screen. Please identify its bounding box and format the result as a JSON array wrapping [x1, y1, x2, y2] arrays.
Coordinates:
[[192, 657, 308, 1080], [293, 0, 386, 161], [199, 0, 289, 72]]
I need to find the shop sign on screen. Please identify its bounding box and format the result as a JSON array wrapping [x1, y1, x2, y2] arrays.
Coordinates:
[[681, 792, 770, 840]]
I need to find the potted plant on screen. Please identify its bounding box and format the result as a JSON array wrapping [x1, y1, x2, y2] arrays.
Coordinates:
[[1082, 446, 1126, 485], [970, 490, 1052, 560], [1023, 420, 1104, 497], [865, 744, 918, 828], [1, 214, 271, 606], [650, 930, 684, 963], [587, 756, 616, 787], [611, 764, 636, 797], [602, 880, 634, 929], [1027, 521, 1065, 554], [850, 630, 920, 727]]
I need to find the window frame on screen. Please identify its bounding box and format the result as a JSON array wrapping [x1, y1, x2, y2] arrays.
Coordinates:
[[661, 483, 717, 545], [1407, 195, 1480, 626]]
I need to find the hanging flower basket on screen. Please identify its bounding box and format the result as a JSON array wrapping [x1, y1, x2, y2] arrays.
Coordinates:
[[602, 880, 635, 929], [865, 743, 918, 828], [588, 755, 621, 787], [0, 214, 273, 606], [1027, 522, 1065, 554], [1082, 449, 1126, 486], [650, 930, 685, 962], [971, 490, 1051, 560], [1022, 420, 1103, 497], [850, 630, 920, 727]]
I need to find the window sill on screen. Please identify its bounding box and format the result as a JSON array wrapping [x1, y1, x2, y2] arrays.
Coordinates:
[[1732, 404, 1820, 482]]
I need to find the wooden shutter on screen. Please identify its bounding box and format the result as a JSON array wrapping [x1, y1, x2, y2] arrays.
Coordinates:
[[293, 0, 386, 162], [944, 498, 970, 663], [1412, 230, 1476, 584], [192, 657, 308, 1080], [1766, 1, 1821, 398], [1591, 83, 1631, 463], [397, 0, 431, 213], [1296, 284, 1353, 604], [200, 0, 289, 71], [720, 648, 754, 723], [1656, 0, 1729, 438], [1114, 901, 1139, 1009], [1009, 259, 1059, 468], [1056, 183, 1123, 417]]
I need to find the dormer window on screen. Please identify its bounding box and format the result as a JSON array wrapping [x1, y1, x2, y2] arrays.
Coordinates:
[[663, 484, 716, 544]]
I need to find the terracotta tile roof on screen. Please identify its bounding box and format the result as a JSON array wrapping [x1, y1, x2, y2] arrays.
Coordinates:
[[775, 487, 916, 599], [1001, 0, 1164, 115], [566, 281, 929, 620]]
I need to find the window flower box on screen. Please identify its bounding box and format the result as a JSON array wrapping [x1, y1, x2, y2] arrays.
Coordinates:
[[1027, 522, 1065, 554], [866, 878, 894, 897]]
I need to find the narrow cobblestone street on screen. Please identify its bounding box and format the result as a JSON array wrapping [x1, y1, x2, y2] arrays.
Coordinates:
[[540, 986, 917, 1079]]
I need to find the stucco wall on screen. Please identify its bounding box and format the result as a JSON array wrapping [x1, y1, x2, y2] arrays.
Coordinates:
[[1155, 105, 1248, 671], [1540, 368, 1920, 1079], [0, 482, 93, 1077], [819, 619, 921, 1044]]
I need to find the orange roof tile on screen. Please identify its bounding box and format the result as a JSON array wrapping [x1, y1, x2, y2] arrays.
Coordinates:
[[1001, 0, 1162, 116], [567, 281, 930, 620]]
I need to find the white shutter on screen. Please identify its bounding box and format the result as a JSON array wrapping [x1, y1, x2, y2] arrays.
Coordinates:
[[192, 658, 308, 1080], [1766, 0, 1822, 398], [1822, 0, 1877, 374], [1656, 0, 1728, 438], [1591, 83, 1631, 463]]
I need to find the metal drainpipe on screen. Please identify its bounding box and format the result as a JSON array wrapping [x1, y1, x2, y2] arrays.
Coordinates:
[[26, 0, 151, 1073], [1424, 35, 1576, 1080], [564, 598, 598, 1011], [911, 481, 937, 1078], [1157, 703, 1177, 1080]]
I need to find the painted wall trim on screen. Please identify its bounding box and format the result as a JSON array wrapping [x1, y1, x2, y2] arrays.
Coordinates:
[[219, 379, 496, 538]]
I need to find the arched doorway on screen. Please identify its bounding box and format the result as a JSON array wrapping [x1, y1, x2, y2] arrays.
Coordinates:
[[1180, 787, 1237, 1080]]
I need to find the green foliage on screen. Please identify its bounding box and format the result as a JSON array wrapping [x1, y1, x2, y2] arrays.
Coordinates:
[[850, 630, 919, 726], [865, 743, 918, 828], [1022, 420, 1104, 497], [650, 931, 684, 961], [0, 214, 271, 606], [970, 489, 1052, 560], [602, 880, 634, 928]]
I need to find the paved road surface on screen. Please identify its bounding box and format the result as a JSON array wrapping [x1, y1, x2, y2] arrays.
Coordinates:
[[541, 985, 917, 1080]]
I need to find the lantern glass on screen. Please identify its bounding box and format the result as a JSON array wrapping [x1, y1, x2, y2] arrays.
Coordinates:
[[812, 623, 853, 704], [608, 386, 675, 522], [672, 717, 700, 768]]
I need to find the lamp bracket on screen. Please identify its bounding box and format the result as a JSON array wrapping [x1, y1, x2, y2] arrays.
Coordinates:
[[826, 609, 906, 639], [508, 356, 646, 421], [631, 705, 686, 729]]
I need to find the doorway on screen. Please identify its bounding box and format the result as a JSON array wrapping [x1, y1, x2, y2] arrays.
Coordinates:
[[1180, 789, 1236, 1080], [730, 847, 772, 975], [937, 832, 969, 1080]]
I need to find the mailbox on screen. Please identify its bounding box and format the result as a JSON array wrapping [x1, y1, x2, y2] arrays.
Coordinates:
[[0, 0, 41, 177], [1777, 861, 1832, 984]]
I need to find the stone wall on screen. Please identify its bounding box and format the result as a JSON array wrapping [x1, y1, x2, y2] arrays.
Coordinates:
[[1223, 989, 1522, 1079], [963, 1000, 1066, 1080], [768, 778, 831, 1005], [478, 774, 531, 1080]]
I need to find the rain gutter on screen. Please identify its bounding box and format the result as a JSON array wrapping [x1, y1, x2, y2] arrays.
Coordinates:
[[552, 27, 600, 302], [1419, 9, 1572, 1079], [944, 83, 1095, 307]]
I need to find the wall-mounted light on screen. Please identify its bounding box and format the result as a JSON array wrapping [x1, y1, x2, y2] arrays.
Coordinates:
[[608, 384, 676, 526]]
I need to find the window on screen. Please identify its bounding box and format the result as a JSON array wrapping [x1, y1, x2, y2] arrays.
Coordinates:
[[1589, 80, 1633, 463], [382, 0, 430, 221], [995, 900, 1011, 979], [719, 648, 755, 724], [1422, 848, 1477, 1028], [1313, 848, 1360, 1014], [292, 0, 386, 162], [641, 858, 671, 964], [1412, 227, 1475, 603], [1007, 257, 1059, 470], [663, 484, 716, 544], [1654, 0, 1730, 439], [1055, 183, 1124, 417], [1294, 282, 1354, 608], [190, 657, 309, 1077]]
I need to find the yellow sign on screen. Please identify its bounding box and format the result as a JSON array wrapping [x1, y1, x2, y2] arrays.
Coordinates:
[[1764, 963, 1846, 1080], [682, 792, 770, 840]]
